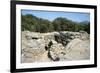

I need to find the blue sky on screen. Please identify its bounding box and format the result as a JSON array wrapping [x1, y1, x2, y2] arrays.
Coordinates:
[[21, 9, 90, 22]]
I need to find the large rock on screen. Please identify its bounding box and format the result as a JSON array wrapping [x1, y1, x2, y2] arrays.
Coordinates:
[[79, 30, 89, 40], [64, 38, 90, 60], [54, 31, 89, 46], [22, 31, 41, 39], [21, 48, 51, 63], [22, 31, 46, 50], [47, 41, 66, 61], [21, 31, 90, 63]]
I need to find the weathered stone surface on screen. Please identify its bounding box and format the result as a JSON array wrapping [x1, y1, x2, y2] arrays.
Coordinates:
[[79, 30, 89, 40], [64, 38, 90, 60], [46, 40, 66, 61], [21, 48, 51, 63], [21, 31, 90, 63]]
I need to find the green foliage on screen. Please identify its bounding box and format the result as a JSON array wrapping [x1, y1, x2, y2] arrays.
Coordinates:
[[21, 14, 90, 33]]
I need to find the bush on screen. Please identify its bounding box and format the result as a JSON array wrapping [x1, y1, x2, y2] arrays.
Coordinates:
[[21, 14, 90, 33]]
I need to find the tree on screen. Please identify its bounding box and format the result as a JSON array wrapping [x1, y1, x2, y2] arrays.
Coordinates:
[[21, 14, 90, 33]]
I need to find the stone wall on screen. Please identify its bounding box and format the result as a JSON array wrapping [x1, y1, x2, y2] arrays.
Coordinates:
[[21, 31, 90, 63]]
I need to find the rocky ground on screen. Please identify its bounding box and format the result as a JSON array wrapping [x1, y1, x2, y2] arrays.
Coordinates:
[[21, 31, 90, 63]]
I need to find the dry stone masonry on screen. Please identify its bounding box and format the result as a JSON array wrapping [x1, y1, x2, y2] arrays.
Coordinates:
[[21, 31, 90, 63]]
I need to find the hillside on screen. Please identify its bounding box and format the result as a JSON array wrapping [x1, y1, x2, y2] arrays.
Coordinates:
[[21, 14, 90, 33]]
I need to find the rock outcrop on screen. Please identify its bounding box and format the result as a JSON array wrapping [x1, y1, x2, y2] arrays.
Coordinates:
[[64, 38, 90, 60], [21, 31, 90, 63]]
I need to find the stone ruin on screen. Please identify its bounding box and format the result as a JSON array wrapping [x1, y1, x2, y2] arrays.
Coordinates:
[[21, 31, 90, 63]]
